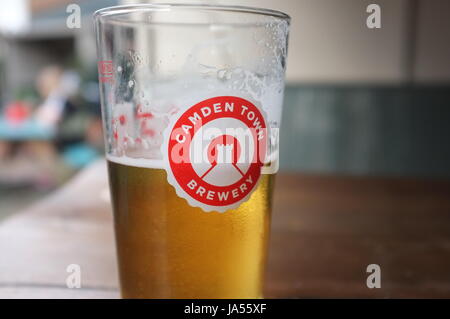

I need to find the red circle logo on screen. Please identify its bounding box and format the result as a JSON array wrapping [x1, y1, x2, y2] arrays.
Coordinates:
[[163, 96, 267, 212]]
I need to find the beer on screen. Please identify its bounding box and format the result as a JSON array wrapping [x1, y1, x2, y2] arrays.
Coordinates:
[[107, 157, 274, 299], [95, 3, 289, 299]]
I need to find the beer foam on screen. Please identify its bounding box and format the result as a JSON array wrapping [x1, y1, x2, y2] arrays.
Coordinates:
[[107, 154, 165, 169], [107, 154, 275, 174]]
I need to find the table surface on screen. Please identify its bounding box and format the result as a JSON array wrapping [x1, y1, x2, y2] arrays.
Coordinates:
[[1, 159, 450, 299]]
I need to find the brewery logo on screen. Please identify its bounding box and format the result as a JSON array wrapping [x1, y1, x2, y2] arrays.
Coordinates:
[[98, 60, 114, 84], [162, 96, 267, 212]]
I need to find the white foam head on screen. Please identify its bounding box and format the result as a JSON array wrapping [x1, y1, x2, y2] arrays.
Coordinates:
[[107, 154, 165, 169]]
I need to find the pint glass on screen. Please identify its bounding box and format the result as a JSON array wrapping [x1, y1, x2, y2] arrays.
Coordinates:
[[94, 4, 290, 298]]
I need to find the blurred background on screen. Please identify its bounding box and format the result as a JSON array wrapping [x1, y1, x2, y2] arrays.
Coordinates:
[[0, 0, 449, 219]]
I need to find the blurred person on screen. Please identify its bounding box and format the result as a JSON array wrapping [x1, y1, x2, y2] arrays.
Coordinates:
[[0, 65, 83, 188], [35, 66, 80, 128]]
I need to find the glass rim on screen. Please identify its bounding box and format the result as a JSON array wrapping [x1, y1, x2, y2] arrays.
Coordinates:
[[94, 3, 291, 25]]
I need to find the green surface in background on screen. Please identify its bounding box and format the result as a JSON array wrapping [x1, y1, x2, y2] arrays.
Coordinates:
[[280, 85, 450, 178]]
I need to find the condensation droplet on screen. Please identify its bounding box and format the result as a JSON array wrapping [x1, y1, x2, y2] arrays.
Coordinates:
[[217, 69, 227, 79]]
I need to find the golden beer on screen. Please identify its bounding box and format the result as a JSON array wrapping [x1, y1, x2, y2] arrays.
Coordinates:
[[107, 158, 274, 299], [95, 3, 289, 300]]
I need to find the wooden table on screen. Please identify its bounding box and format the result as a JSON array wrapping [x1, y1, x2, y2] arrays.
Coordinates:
[[1, 159, 450, 298]]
